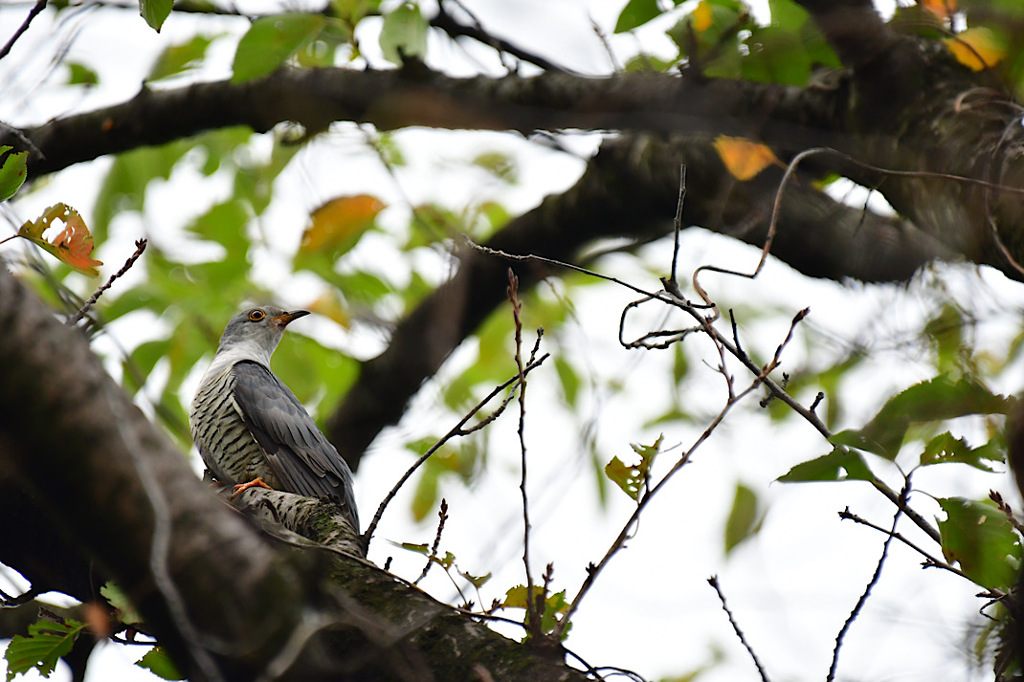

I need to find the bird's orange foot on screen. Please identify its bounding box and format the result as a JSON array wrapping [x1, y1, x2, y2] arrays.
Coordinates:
[[231, 477, 273, 499]]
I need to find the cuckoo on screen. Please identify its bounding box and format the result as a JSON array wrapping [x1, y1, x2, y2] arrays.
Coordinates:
[[190, 306, 358, 530]]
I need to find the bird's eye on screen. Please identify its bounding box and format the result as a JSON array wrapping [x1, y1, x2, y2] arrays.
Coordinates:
[[248, 309, 266, 322]]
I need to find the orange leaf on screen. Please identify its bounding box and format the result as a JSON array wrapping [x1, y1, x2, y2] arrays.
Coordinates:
[[921, 0, 957, 19], [713, 136, 781, 181], [945, 27, 1006, 72], [300, 194, 385, 254], [692, 1, 713, 33], [18, 203, 103, 276]]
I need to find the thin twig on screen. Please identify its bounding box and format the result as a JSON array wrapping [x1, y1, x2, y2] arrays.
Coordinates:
[[414, 499, 448, 585], [470, 242, 945, 547], [827, 484, 907, 681], [68, 238, 147, 325], [362, 353, 549, 548], [989, 490, 1024, 536], [555, 374, 761, 637], [708, 575, 771, 682], [507, 268, 542, 637], [0, 585, 41, 607], [670, 165, 686, 285], [837, 507, 973, 584], [0, 0, 48, 61]]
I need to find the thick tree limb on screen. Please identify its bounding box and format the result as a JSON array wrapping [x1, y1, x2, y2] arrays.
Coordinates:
[[0, 265, 590, 682], [3, 67, 834, 177]]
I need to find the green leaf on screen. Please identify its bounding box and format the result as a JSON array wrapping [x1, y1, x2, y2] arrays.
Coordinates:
[[4, 619, 87, 682], [136, 647, 184, 680], [139, 0, 172, 31], [411, 463, 440, 522], [777, 446, 874, 483], [395, 541, 431, 555], [0, 146, 28, 202], [459, 570, 491, 588], [923, 304, 965, 373], [331, 0, 381, 24], [472, 151, 517, 183], [918, 431, 1003, 472], [100, 581, 143, 625], [149, 35, 215, 80], [724, 483, 760, 554], [605, 434, 663, 500], [232, 14, 326, 83], [502, 585, 571, 638], [831, 375, 1013, 459], [65, 62, 99, 86], [614, 0, 662, 33], [380, 3, 428, 65], [554, 357, 580, 407], [93, 141, 193, 241], [937, 497, 1021, 590]]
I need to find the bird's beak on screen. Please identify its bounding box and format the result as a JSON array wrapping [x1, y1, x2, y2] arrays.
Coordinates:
[[272, 310, 310, 327]]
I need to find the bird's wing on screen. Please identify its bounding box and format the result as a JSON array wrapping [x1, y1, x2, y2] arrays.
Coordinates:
[[230, 360, 358, 526]]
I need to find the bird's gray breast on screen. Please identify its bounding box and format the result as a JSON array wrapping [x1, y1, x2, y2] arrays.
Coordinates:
[[189, 367, 271, 486]]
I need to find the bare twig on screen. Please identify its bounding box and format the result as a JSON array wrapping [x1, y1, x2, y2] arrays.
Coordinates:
[[471, 242, 944, 547], [362, 352, 549, 548], [827, 484, 907, 681], [989, 490, 1024, 536], [708, 575, 771, 682], [0, 0, 48, 61], [837, 507, 975, 584], [0, 584, 41, 607], [434, 1, 577, 74], [670, 166, 686, 284], [68, 238, 147, 325], [507, 268, 542, 638], [556, 373, 762, 637], [414, 498, 449, 585]]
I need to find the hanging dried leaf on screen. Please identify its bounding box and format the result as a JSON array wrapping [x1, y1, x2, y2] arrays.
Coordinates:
[[18, 203, 103, 276], [944, 27, 1006, 72], [299, 194, 385, 254], [713, 135, 782, 181]]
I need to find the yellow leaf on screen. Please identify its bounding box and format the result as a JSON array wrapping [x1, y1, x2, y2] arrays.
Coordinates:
[[692, 1, 713, 33], [945, 27, 1006, 72], [921, 0, 957, 19], [18, 203, 102, 276], [306, 291, 350, 329], [300, 194, 385, 254], [712, 136, 781, 181]]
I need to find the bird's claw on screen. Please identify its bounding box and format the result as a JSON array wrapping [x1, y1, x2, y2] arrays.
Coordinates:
[[231, 477, 273, 499]]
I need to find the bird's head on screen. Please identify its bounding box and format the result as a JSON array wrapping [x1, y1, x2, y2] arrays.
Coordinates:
[[216, 306, 310, 359]]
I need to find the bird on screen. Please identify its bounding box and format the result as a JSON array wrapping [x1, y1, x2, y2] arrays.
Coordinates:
[[190, 305, 359, 530]]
